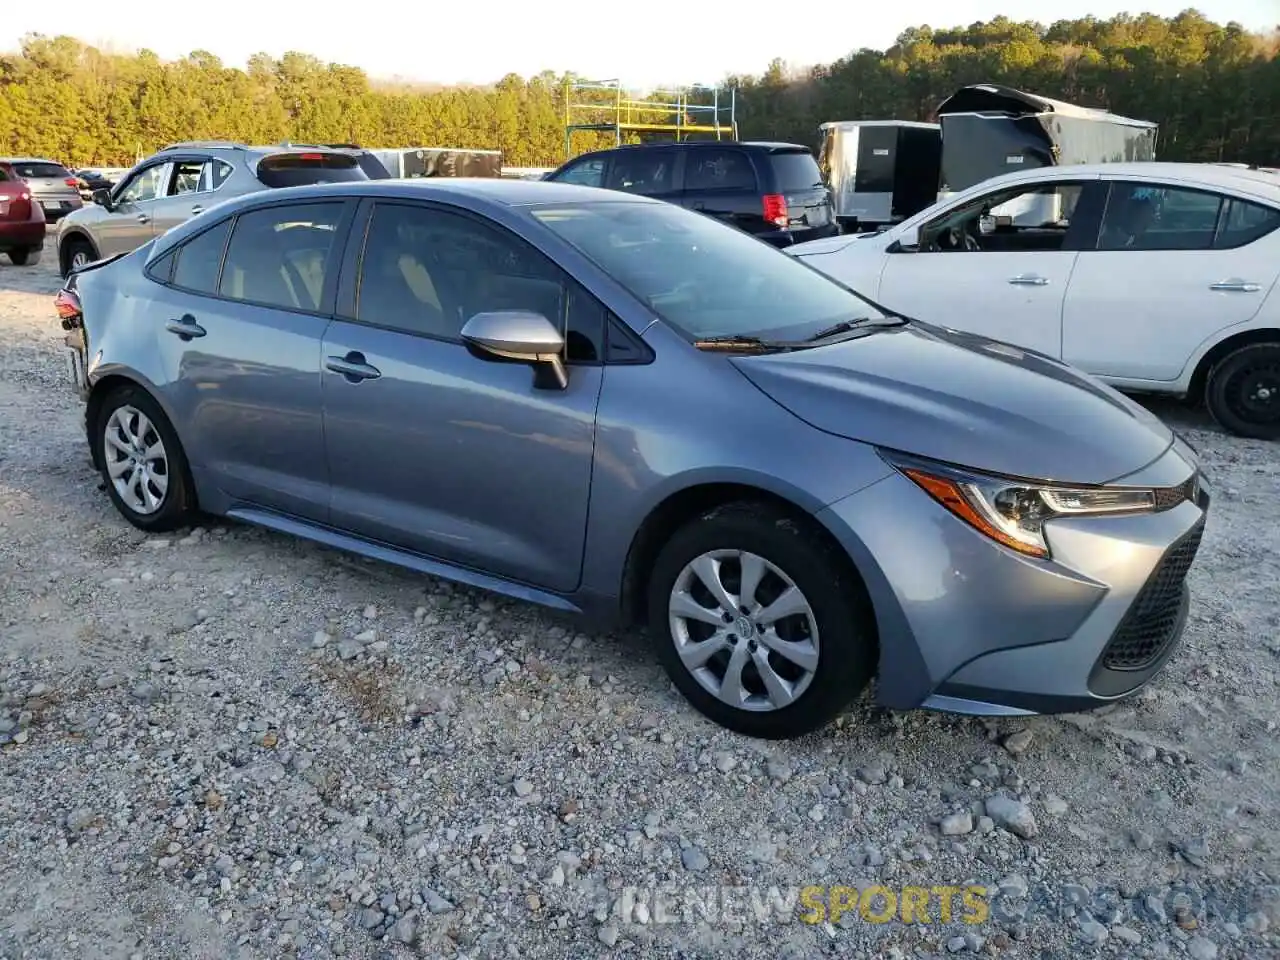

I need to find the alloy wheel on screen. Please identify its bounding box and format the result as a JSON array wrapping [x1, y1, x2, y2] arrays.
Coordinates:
[[667, 549, 820, 712], [103, 405, 170, 515]]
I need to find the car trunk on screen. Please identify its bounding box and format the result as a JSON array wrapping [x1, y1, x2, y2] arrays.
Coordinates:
[[769, 149, 834, 233], [9, 162, 80, 214]]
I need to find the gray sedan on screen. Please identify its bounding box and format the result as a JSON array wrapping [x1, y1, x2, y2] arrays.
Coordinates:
[[54, 179, 1210, 739]]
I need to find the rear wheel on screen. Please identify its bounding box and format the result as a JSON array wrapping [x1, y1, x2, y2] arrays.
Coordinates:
[[1205, 342, 1280, 440], [647, 500, 877, 739], [92, 385, 198, 532], [6, 247, 40, 266], [61, 237, 95, 277]]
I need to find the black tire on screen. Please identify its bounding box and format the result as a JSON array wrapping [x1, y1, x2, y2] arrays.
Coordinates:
[[7, 246, 40, 266], [1205, 342, 1280, 441], [92, 384, 198, 532], [647, 500, 877, 739], [61, 236, 95, 278]]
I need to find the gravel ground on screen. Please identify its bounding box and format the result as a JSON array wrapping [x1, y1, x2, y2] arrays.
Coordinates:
[[1, 238, 1278, 960]]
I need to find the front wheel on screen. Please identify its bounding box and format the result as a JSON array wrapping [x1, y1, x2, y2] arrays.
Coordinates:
[[647, 501, 877, 739], [1205, 342, 1280, 440], [61, 237, 95, 278], [93, 385, 198, 531]]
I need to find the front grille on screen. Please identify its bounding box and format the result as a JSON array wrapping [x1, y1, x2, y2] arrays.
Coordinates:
[[1153, 473, 1199, 511], [1101, 520, 1204, 671]]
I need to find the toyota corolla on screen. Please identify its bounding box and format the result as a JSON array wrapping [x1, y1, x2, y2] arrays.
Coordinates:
[[55, 179, 1210, 739]]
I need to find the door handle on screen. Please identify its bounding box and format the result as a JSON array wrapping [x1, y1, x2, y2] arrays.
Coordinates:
[[190, 205, 203, 215], [1209, 280, 1261, 292], [1008, 274, 1050, 286], [326, 352, 381, 383], [165, 315, 206, 340], [136, 213, 150, 224]]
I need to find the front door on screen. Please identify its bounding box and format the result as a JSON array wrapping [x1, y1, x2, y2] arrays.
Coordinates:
[[1062, 180, 1280, 381], [148, 199, 351, 520], [320, 199, 605, 593], [96, 162, 172, 256], [875, 178, 1104, 358]]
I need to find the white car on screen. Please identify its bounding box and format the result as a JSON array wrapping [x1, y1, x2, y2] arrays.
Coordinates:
[[788, 162, 1280, 439]]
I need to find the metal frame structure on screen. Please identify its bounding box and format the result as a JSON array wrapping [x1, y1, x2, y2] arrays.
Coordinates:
[[563, 78, 738, 159]]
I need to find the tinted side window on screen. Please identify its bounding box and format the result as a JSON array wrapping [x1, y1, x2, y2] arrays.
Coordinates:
[[218, 202, 344, 311], [1099, 183, 1221, 251], [169, 160, 204, 195], [171, 219, 232, 294], [605, 152, 675, 195], [356, 202, 603, 361], [211, 160, 235, 189], [554, 158, 605, 187], [685, 150, 756, 192], [1215, 197, 1280, 249]]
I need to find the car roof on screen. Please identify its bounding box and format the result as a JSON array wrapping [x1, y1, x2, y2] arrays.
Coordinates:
[[0, 156, 66, 164], [954, 161, 1280, 203], [571, 140, 811, 157], [248, 178, 656, 207]]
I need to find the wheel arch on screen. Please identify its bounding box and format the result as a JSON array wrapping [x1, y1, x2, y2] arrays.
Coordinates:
[[85, 371, 178, 471], [58, 229, 100, 276], [1188, 327, 1280, 402], [619, 481, 877, 648]]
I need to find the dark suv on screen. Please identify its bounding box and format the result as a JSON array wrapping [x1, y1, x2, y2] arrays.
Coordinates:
[[545, 141, 838, 247]]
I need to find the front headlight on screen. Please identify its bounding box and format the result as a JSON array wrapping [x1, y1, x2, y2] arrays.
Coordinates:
[[881, 451, 1156, 560]]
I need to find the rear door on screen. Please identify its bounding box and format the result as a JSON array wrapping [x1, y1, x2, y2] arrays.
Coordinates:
[[766, 147, 835, 241], [680, 146, 764, 234], [1061, 181, 1280, 381], [144, 198, 353, 520], [148, 156, 222, 234]]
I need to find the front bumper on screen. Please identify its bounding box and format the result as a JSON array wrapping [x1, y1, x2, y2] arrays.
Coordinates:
[[815, 447, 1210, 716]]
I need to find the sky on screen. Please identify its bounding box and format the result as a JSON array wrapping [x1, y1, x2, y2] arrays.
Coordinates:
[[1, 2, 1275, 90]]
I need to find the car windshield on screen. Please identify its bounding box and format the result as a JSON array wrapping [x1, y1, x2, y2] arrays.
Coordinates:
[[530, 200, 886, 342], [12, 161, 71, 179]]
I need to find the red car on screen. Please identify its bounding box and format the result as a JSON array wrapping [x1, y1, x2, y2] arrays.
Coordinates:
[[0, 167, 46, 266]]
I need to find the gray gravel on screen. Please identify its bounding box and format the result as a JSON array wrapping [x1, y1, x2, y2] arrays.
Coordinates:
[[1, 240, 1278, 958]]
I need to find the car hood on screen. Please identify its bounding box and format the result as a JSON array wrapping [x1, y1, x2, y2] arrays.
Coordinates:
[[731, 322, 1173, 485]]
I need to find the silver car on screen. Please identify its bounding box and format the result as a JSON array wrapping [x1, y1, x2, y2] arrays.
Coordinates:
[[54, 142, 369, 277], [0, 157, 83, 221], [54, 179, 1211, 739]]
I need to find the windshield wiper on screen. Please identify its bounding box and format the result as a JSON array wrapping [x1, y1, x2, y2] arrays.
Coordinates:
[[802, 315, 909, 343], [693, 335, 794, 352]]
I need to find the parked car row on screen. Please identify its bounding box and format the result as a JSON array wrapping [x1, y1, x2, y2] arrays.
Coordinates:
[[55, 174, 1211, 739]]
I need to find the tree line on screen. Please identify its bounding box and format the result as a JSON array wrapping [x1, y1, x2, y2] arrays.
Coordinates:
[[0, 9, 1276, 170]]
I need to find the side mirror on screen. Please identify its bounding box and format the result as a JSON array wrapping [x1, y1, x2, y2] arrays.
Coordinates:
[[91, 188, 112, 209], [460, 310, 568, 390]]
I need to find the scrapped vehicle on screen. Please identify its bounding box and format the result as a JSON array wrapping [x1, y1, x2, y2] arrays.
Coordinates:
[[0, 157, 84, 221], [54, 142, 369, 276], [57, 179, 1209, 738], [0, 168, 47, 265], [817, 121, 942, 231], [937, 84, 1157, 227], [545, 141, 837, 247], [788, 161, 1280, 439]]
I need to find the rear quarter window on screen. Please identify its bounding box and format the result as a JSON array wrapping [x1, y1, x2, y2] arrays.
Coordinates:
[[769, 151, 825, 192], [256, 153, 368, 188]]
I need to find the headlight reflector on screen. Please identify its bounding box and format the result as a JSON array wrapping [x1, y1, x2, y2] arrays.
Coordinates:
[[888, 455, 1156, 559]]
